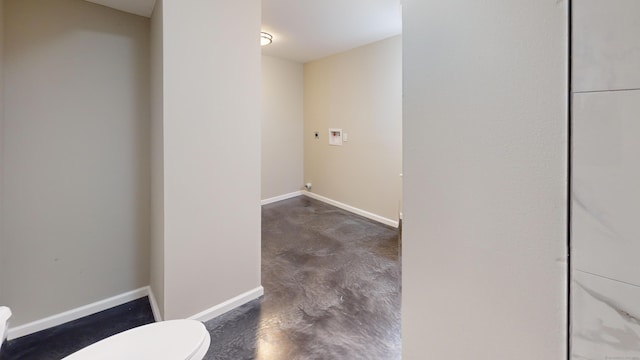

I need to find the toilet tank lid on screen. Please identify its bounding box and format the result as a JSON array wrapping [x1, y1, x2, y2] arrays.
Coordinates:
[[62, 319, 210, 360]]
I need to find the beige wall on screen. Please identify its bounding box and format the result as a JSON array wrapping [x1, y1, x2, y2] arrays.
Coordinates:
[[0, 0, 5, 305], [158, 0, 262, 320], [149, 0, 164, 319], [261, 55, 304, 200], [304, 36, 402, 222], [2, 0, 150, 326], [402, 0, 567, 358]]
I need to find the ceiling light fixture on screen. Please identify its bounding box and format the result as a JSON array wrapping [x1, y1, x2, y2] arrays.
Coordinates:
[[261, 32, 273, 46]]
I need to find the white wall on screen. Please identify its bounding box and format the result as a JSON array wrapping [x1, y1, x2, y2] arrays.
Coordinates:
[[261, 55, 304, 201], [149, 0, 164, 319], [402, 1, 568, 359], [158, 0, 262, 320], [571, 1, 640, 358], [3, 0, 150, 326], [304, 36, 402, 222]]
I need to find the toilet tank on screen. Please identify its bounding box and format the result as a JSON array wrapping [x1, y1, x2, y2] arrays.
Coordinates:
[[0, 307, 11, 352]]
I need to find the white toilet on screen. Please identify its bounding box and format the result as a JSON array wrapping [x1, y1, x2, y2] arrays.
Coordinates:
[[0, 306, 211, 360], [0, 307, 11, 353]]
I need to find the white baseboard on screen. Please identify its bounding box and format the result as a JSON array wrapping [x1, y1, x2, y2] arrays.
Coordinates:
[[188, 286, 264, 323], [261, 191, 303, 205], [6, 285, 264, 340], [302, 191, 399, 228], [147, 288, 163, 322], [7, 287, 150, 340]]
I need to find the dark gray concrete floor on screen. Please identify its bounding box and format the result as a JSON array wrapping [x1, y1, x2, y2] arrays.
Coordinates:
[[1, 196, 401, 359], [204, 196, 401, 360], [1, 298, 155, 360]]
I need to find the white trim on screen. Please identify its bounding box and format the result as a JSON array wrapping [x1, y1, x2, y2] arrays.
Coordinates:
[[7, 287, 150, 340], [188, 286, 264, 323], [302, 191, 399, 228], [147, 288, 163, 322], [261, 191, 303, 205]]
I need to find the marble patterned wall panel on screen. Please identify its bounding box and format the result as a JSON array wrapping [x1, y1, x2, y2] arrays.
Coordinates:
[[572, 90, 640, 286], [572, 270, 640, 359], [573, 0, 640, 92]]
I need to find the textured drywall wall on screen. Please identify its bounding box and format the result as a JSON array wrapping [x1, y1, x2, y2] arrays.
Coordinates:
[[402, 0, 568, 358], [304, 36, 402, 222], [0, 0, 5, 305], [149, 0, 164, 319], [3, 0, 150, 326], [161, 0, 262, 319], [261, 55, 304, 200]]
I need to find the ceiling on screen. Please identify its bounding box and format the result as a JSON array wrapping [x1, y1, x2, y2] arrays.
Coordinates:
[[261, 0, 402, 63], [84, 0, 156, 17], [82, 0, 402, 63]]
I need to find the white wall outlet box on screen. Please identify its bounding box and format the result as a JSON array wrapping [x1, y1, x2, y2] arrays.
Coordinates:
[[329, 128, 343, 146]]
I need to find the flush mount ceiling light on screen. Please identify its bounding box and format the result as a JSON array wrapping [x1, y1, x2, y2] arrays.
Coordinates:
[[261, 32, 273, 46]]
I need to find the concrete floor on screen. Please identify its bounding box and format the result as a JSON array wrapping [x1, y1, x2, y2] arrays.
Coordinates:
[[1, 196, 401, 359], [1, 298, 155, 360], [204, 196, 401, 359]]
